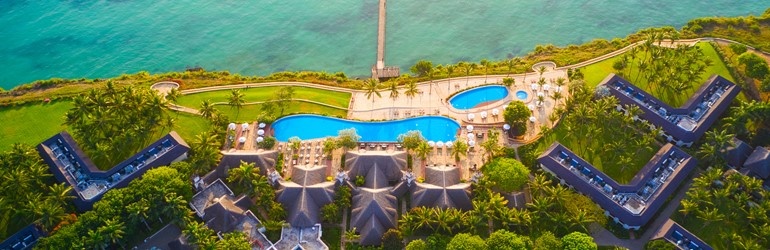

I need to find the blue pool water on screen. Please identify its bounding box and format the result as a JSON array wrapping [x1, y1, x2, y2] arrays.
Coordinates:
[[271, 115, 460, 142], [516, 90, 528, 100], [449, 85, 509, 110]]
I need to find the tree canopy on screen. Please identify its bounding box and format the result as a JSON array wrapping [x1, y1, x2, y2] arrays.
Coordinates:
[[410, 60, 434, 77], [486, 229, 530, 250], [738, 52, 770, 79], [398, 130, 425, 152], [405, 239, 429, 250], [533, 231, 562, 250], [446, 233, 487, 250], [561, 232, 597, 250], [503, 101, 530, 136], [482, 158, 530, 192], [336, 128, 361, 150], [65, 82, 173, 168]]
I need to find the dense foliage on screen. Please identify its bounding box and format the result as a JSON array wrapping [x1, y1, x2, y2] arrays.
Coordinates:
[[37, 167, 192, 249], [0, 144, 72, 238], [446, 233, 486, 250], [561, 231, 598, 250], [503, 101, 530, 136], [486, 229, 530, 250], [676, 168, 770, 249], [481, 158, 529, 192], [64, 82, 173, 168]]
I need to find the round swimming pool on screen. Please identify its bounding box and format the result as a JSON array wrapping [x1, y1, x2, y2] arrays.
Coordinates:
[[516, 90, 528, 100], [272, 115, 461, 142], [449, 85, 509, 110]]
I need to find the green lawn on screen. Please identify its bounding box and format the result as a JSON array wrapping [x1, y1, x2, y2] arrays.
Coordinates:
[[166, 111, 212, 143], [0, 101, 72, 150], [533, 124, 657, 184], [582, 42, 737, 107], [212, 101, 347, 122], [176, 86, 352, 109]]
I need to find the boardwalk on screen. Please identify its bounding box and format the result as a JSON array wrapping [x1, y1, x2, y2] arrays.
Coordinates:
[[376, 0, 386, 68]]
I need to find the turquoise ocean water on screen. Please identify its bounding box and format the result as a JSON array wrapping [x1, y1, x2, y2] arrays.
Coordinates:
[[1, 1, 768, 89]]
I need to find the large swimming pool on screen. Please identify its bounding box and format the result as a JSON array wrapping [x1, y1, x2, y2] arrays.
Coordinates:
[[449, 85, 509, 110], [272, 115, 460, 142]]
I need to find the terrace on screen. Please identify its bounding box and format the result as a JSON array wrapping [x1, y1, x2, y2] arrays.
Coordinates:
[[601, 73, 740, 147], [37, 131, 190, 211], [538, 143, 697, 229]]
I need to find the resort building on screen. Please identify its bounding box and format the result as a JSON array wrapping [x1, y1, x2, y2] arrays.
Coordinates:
[[344, 151, 406, 246], [189, 179, 273, 249], [651, 219, 713, 250], [275, 165, 336, 228], [410, 165, 473, 210], [537, 143, 697, 229], [730, 139, 770, 189], [36, 131, 189, 211], [0, 224, 44, 250], [600, 73, 740, 147]]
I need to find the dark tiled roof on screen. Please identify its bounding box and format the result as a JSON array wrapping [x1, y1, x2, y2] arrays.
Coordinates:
[[745, 147, 770, 179], [600, 73, 740, 143], [725, 138, 753, 168], [189, 178, 273, 249], [652, 219, 713, 250], [0, 224, 43, 250], [37, 131, 189, 211], [344, 151, 406, 189], [537, 142, 697, 228], [350, 188, 398, 246], [411, 165, 473, 210], [276, 165, 335, 228], [203, 151, 278, 184]]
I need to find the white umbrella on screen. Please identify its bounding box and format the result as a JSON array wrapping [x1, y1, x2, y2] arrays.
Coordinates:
[[529, 116, 537, 123], [480, 111, 488, 118], [467, 133, 475, 139], [528, 104, 535, 110], [556, 86, 562, 93], [436, 141, 445, 147], [466, 125, 474, 132], [467, 113, 475, 120], [258, 122, 266, 128], [427, 141, 435, 147], [468, 140, 476, 147], [238, 136, 246, 143], [530, 83, 538, 90], [544, 84, 551, 91], [242, 123, 249, 130], [503, 124, 511, 130], [257, 129, 265, 136], [537, 92, 545, 97], [228, 123, 237, 130], [256, 136, 264, 142], [492, 108, 499, 116], [445, 141, 454, 148]]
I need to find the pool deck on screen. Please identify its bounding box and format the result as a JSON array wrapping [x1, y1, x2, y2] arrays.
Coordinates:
[[348, 67, 568, 142]]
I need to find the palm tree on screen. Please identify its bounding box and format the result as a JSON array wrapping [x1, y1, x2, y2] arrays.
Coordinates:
[[47, 182, 73, 207], [191, 131, 221, 174], [228, 89, 245, 121], [166, 88, 181, 104], [185, 221, 216, 248], [507, 57, 521, 78], [697, 207, 725, 229], [127, 198, 152, 231], [363, 78, 381, 118], [27, 199, 66, 232], [446, 65, 455, 92], [451, 139, 468, 163], [536, 65, 547, 78], [550, 91, 563, 107], [415, 141, 432, 165], [99, 218, 126, 249], [199, 100, 216, 120], [404, 80, 419, 106], [227, 161, 259, 195], [84, 229, 106, 250], [480, 59, 491, 83], [529, 174, 552, 197], [344, 227, 360, 242], [388, 81, 400, 116]]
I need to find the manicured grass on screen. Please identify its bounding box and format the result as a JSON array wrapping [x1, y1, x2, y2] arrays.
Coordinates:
[[582, 42, 737, 107], [165, 111, 212, 142], [213, 101, 347, 122], [0, 100, 72, 150], [533, 123, 657, 184], [176, 86, 352, 109]]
